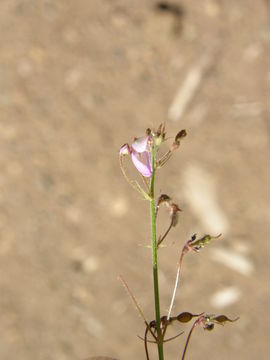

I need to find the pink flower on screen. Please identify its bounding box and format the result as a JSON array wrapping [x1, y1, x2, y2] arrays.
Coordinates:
[[120, 136, 152, 178]]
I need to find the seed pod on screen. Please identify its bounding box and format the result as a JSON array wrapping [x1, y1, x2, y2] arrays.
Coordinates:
[[177, 312, 194, 323], [170, 203, 182, 227], [213, 315, 238, 324], [175, 129, 187, 144], [157, 194, 171, 207], [171, 129, 187, 151]]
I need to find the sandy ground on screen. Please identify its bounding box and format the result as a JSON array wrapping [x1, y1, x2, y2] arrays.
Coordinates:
[[0, 1, 270, 359]]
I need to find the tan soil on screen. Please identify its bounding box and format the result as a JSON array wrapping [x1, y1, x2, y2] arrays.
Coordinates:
[[0, 1, 269, 359]]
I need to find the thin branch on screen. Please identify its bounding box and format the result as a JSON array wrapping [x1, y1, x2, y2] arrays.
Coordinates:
[[157, 220, 173, 247], [119, 275, 157, 342], [138, 330, 184, 344], [119, 156, 151, 201], [156, 150, 172, 168], [167, 250, 186, 319], [141, 174, 151, 194], [164, 331, 184, 343], [144, 326, 150, 360], [119, 275, 147, 323], [181, 320, 198, 360]]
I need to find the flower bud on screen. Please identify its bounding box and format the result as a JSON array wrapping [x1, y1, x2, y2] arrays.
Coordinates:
[[153, 123, 166, 147]]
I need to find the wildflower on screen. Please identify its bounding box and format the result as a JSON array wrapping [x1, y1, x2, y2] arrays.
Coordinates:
[[120, 136, 152, 178], [131, 136, 152, 178]]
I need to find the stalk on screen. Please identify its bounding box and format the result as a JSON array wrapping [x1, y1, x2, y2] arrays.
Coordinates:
[[181, 320, 197, 360], [150, 146, 164, 360]]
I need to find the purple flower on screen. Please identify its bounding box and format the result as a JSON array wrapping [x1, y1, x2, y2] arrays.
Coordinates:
[[120, 136, 152, 178], [131, 136, 152, 178]]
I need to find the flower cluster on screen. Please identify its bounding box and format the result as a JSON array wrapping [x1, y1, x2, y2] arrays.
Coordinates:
[[119, 124, 186, 199], [120, 135, 152, 178]]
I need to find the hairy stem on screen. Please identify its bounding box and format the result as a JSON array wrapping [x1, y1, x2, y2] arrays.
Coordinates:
[[150, 146, 164, 360]]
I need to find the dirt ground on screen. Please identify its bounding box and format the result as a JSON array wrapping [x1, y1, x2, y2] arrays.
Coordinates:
[[0, 1, 270, 359]]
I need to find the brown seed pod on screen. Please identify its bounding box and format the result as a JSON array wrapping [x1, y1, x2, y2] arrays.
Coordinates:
[[177, 312, 194, 323]]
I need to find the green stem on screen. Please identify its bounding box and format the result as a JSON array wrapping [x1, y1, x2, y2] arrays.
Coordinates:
[[150, 146, 164, 360]]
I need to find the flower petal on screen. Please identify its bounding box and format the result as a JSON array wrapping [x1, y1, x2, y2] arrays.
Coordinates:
[[131, 151, 152, 177], [119, 143, 130, 156], [131, 136, 149, 153]]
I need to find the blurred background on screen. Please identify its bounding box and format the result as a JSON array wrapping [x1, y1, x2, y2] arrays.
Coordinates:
[[0, 0, 270, 359]]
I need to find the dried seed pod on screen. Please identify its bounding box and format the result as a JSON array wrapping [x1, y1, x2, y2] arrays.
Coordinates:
[[157, 194, 171, 207], [170, 203, 182, 227], [175, 129, 187, 144], [171, 129, 187, 149], [177, 312, 195, 323], [213, 315, 239, 324]]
